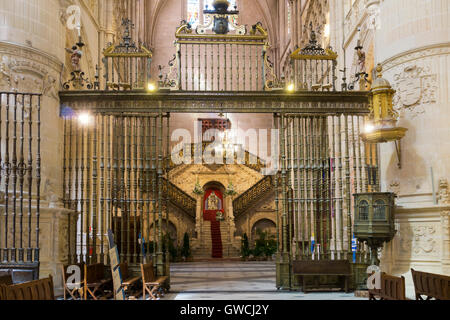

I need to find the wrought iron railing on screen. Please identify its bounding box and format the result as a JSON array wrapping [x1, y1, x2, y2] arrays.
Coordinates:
[[102, 19, 152, 91], [233, 175, 274, 217], [161, 178, 196, 218], [0, 92, 41, 280], [290, 23, 338, 92], [160, 20, 282, 91]]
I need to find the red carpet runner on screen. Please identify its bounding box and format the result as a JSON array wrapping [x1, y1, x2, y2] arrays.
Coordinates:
[[210, 220, 223, 258]]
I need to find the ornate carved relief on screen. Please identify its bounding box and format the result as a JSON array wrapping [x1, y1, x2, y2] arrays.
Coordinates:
[[388, 180, 400, 194], [392, 64, 437, 116], [437, 179, 450, 205], [399, 224, 438, 256], [441, 211, 450, 238], [0, 44, 61, 98]]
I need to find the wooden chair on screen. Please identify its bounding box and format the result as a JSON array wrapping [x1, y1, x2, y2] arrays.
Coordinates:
[[0, 272, 13, 300], [0, 285, 6, 300], [140, 263, 168, 300], [369, 272, 407, 300], [84, 263, 112, 300], [1, 275, 54, 300], [118, 262, 141, 297], [61, 263, 84, 300], [411, 268, 450, 300]]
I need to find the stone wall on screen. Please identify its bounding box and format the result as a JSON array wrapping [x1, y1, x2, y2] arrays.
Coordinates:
[[327, 0, 450, 298]]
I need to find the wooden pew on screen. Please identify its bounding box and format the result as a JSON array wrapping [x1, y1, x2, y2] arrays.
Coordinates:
[[411, 268, 450, 300], [0, 273, 11, 300], [292, 260, 351, 293], [61, 263, 84, 300], [0, 274, 13, 285], [369, 272, 407, 300], [0, 275, 54, 300], [140, 263, 168, 300], [118, 262, 141, 296], [84, 263, 112, 300]]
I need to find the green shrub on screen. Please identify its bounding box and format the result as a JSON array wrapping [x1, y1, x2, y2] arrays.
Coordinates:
[[253, 229, 277, 258]]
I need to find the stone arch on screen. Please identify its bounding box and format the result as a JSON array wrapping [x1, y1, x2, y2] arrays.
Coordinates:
[[148, 218, 178, 242], [202, 181, 226, 219], [202, 180, 226, 192], [250, 216, 277, 243]]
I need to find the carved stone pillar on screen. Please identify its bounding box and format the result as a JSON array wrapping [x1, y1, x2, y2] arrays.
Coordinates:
[[441, 211, 450, 275], [38, 207, 78, 296], [195, 195, 203, 242]]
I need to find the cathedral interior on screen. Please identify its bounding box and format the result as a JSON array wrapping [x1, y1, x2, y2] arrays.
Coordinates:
[[0, 0, 449, 301]]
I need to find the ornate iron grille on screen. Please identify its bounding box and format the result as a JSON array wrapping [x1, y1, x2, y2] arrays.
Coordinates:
[[102, 19, 153, 91], [0, 92, 41, 281], [161, 21, 281, 91], [290, 24, 338, 92], [62, 112, 173, 277], [275, 113, 377, 265]]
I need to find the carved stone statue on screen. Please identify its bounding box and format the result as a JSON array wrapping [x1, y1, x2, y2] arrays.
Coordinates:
[[355, 40, 366, 74]]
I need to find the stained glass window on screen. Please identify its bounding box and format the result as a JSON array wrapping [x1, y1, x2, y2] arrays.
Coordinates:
[[187, 0, 200, 29]]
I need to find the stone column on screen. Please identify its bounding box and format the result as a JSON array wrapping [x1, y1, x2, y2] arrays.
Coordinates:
[[329, 0, 345, 89], [0, 1, 78, 294], [195, 194, 203, 242], [441, 211, 450, 275], [38, 207, 78, 296]]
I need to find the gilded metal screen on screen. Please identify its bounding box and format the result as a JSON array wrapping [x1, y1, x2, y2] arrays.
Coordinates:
[[0, 92, 42, 280], [161, 22, 281, 91]]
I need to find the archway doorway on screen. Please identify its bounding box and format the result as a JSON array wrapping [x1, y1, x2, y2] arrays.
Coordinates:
[[202, 182, 226, 258]]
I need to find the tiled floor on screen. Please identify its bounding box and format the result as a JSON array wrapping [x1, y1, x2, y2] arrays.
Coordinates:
[[164, 260, 364, 300]]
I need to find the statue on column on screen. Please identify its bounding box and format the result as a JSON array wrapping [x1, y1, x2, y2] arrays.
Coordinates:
[[65, 46, 83, 72], [355, 39, 366, 74]]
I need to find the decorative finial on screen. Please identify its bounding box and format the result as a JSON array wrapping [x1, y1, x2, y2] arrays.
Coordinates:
[[376, 63, 383, 78]]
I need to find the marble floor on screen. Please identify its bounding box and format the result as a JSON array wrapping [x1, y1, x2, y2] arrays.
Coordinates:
[[164, 260, 365, 300]]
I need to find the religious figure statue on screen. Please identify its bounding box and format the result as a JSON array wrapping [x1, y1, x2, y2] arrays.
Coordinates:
[[207, 192, 221, 210], [65, 45, 83, 71], [355, 39, 366, 74]]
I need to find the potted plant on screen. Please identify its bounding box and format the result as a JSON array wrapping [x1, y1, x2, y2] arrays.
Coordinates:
[[225, 180, 237, 196], [193, 178, 204, 196], [216, 211, 225, 221]]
